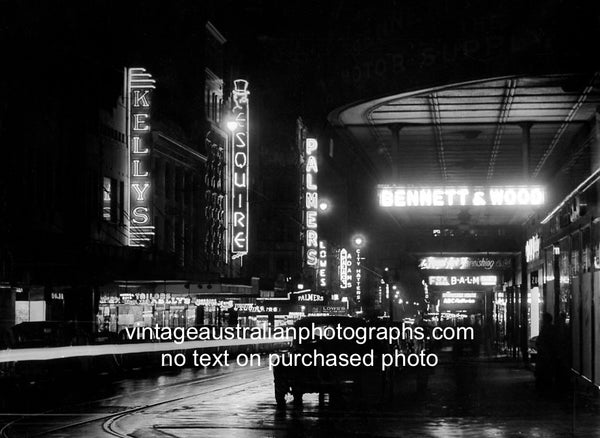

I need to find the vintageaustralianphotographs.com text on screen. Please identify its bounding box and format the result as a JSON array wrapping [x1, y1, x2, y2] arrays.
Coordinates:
[[124, 323, 474, 345]]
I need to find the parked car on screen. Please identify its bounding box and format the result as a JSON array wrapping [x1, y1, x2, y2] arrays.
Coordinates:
[[272, 316, 399, 406], [10, 321, 90, 348]]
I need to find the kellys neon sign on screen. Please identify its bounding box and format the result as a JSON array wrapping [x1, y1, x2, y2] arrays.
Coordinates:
[[127, 67, 155, 247]]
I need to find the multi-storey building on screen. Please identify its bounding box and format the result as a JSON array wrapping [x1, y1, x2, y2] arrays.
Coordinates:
[[0, 6, 246, 336]]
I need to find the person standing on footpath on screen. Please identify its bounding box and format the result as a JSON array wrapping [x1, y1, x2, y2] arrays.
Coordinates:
[[535, 312, 557, 391], [555, 312, 571, 393]]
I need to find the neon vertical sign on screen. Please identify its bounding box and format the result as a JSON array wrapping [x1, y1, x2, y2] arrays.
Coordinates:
[[127, 68, 155, 247], [305, 138, 318, 267], [318, 240, 327, 289], [231, 79, 249, 255], [339, 248, 353, 289], [355, 248, 362, 301]]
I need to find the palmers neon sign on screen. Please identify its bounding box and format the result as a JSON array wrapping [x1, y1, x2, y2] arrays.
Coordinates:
[[305, 138, 318, 266], [231, 79, 249, 255], [127, 68, 156, 247], [378, 186, 545, 207]]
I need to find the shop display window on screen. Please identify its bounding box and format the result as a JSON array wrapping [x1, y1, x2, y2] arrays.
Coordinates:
[[582, 226, 591, 273]]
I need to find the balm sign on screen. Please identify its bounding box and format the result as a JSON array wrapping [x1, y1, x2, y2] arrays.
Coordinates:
[[231, 79, 249, 255], [127, 68, 156, 247]]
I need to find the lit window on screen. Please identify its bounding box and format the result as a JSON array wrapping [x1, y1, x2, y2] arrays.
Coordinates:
[[103, 178, 111, 221]]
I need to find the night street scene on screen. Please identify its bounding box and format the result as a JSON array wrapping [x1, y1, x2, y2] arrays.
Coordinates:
[[2, 1, 600, 437]]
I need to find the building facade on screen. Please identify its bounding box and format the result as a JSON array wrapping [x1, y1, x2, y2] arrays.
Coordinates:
[[0, 12, 248, 339]]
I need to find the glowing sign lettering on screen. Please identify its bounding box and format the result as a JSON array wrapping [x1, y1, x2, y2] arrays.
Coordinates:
[[378, 186, 545, 208], [297, 293, 324, 302], [127, 67, 155, 247], [305, 138, 318, 267], [231, 79, 249, 254], [419, 256, 511, 270], [339, 248, 353, 289], [355, 248, 362, 301], [318, 240, 327, 289], [428, 275, 498, 286], [442, 292, 478, 305], [526, 234, 541, 263]]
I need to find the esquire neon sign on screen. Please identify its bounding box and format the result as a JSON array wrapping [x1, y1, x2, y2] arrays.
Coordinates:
[[231, 79, 249, 255]]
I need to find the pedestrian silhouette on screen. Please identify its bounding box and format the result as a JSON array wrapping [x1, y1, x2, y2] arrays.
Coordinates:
[[535, 312, 557, 390], [555, 312, 570, 392], [227, 306, 239, 327]]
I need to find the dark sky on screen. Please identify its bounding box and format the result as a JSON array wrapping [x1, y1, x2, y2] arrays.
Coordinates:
[[6, 0, 598, 135], [211, 0, 599, 128], [2, 0, 599, 289]]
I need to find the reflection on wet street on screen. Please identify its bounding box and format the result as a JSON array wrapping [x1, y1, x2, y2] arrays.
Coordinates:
[[1, 352, 598, 437]]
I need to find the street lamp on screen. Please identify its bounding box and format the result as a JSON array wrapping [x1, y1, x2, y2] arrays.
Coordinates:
[[226, 120, 239, 132], [318, 200, 330, 212], [352, 234, 366, 248]]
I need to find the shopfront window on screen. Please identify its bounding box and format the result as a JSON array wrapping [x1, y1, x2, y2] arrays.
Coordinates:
[[559, 237, 571, 321], [571, 232, 580, 277], [582, 226, 591, 273], [544, 246, 554, 283], [593, 220, 600, 270]]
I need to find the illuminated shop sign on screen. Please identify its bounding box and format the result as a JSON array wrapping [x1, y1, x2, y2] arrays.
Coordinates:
[[297, 293, 325, 302], [339, 248, 353, 289], [305, 138, 319, 267], [442, 292, 478, 305], [231, 79, 249, 255], [378, 186, 545, 208], [525, 234, 541, 263], [419, 256, 511, 270], [100, 292, 192, 306], [127, 68, 156, 247], [428, 275, 497, 286], [318, 240, 327, 289], [320, 305, 348, 315], [237, 304, 281, 313], [355, 248, 362, 301]]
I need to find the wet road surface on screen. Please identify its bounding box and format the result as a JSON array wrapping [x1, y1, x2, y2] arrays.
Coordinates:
[[1, 352, 599, 437]]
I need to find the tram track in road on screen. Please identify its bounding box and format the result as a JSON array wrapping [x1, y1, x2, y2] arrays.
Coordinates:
[[0, 365, 269, 438], [102, 374, 273, 438]]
